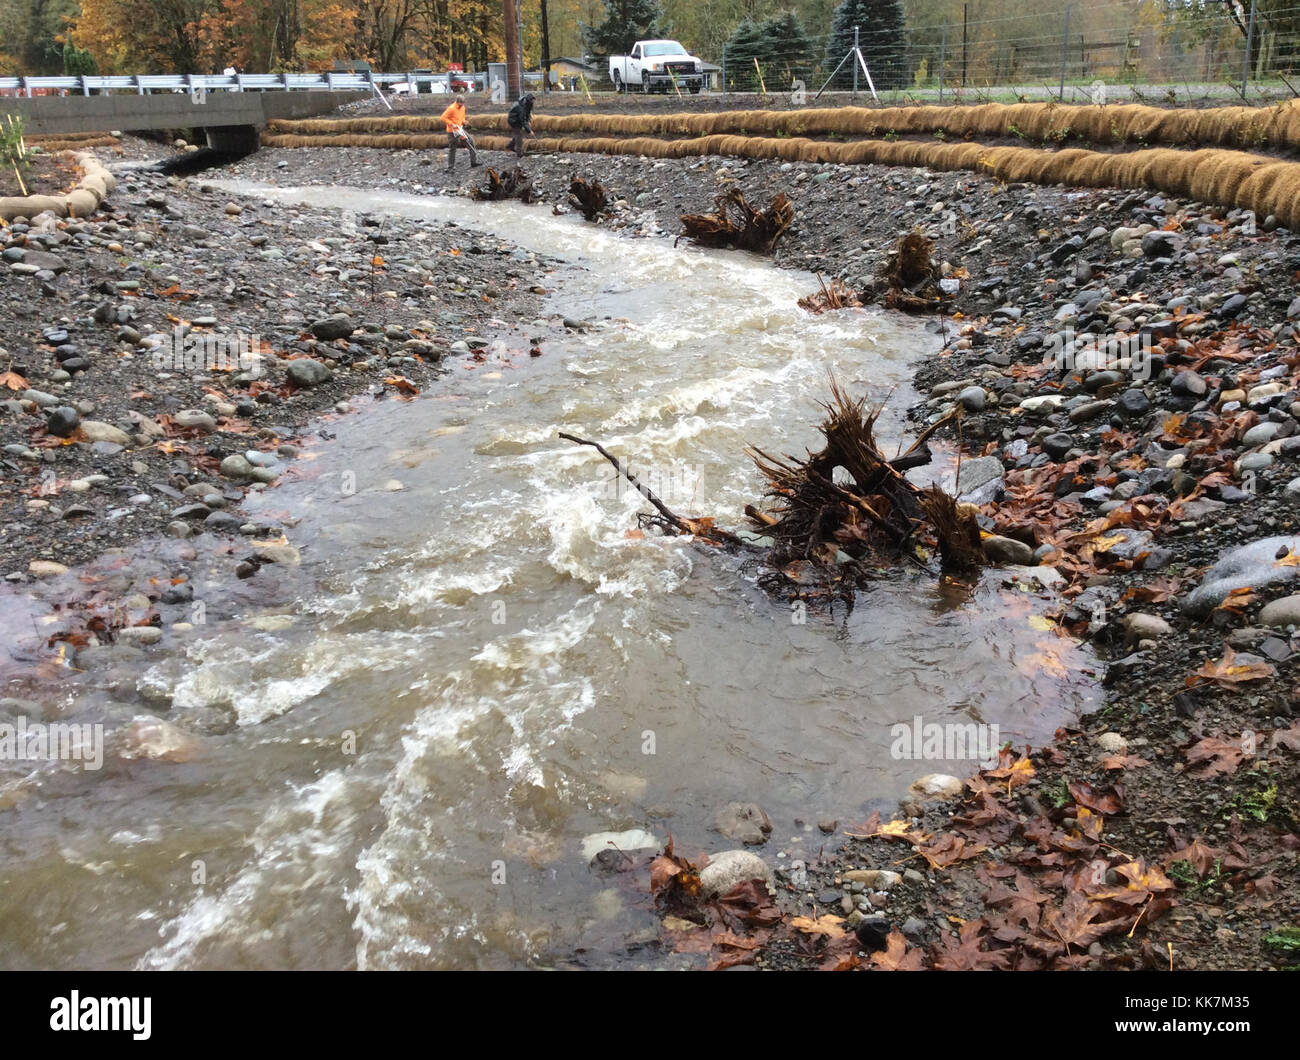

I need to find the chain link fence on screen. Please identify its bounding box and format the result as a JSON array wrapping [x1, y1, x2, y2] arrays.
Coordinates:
[[716, 2, 1300, 106]]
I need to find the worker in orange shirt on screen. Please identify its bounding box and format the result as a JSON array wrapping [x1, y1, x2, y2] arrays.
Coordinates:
[[441, 95, 481, 171]]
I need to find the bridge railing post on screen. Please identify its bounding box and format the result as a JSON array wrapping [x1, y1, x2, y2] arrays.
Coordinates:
[[134, 74, 144, 95], [282, 73, 292, 91]]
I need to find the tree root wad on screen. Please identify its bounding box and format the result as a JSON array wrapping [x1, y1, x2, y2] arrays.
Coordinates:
[[560, 381, 985, 610], [678, 188, 794, 254], [471, 166, 540, 203], [801, 232, 953, 316], [745, 381, 984, 601], [567, 175, 608, 221]]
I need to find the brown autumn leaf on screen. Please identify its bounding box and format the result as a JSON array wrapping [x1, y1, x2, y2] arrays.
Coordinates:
[[870, 929, 927, 971], [1185, 647, 1275, 689], [791, 915, 846, 940], [984, 871, 1051, 931], [1184, 733, 1253, 777], [384, 375, 420, 396], [918, 833, 988, 869], [1164, 838, 1224, 879], [649, 835, 701, 898], [1088, 858, 1177, 906], [1100, 753, 1151, 771], [1069, 781, 1125, 815], [931, 920, 1010, 971], [1271, 723, 1300, 753], [1036, 893, 1128, 956], [985, 753, 1036, 793], [0, 369, 29, 390]]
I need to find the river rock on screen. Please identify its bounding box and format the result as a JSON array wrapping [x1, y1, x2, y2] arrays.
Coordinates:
[[698, 850, 774, 896], [28, 560, 68, 578], [957, 385, 986, 412], [116, 625, 162, 646], [310, 315, 355, 341], [843, 869, 903, 890], [220, 454, 256, 482], [956, 455, 1004, 500], [1123, 613, 1173, 642], [1184, 536, 1300, 616], [715, 801, 773, 845], [1259, 594, 1300, 628], [1242, 421, 1282, 447], [983, 535, 1035, 566], [118, 716, 200, 762], [910, 773, 964, 799], [174, 409, 218, 432], [286, 359, 333, 387], [1042, 432, 1074, 461], [78, 421, 130, 445], [580, 828, 659, 864], [22, 250, 67, 274], [46, 407, 80, 437]]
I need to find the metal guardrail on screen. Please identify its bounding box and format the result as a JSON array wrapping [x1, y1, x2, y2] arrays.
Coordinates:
[[0, 71, 489, 96]]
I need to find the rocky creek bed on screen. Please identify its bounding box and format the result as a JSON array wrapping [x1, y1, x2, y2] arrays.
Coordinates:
[[4, 129, 1300, 971]]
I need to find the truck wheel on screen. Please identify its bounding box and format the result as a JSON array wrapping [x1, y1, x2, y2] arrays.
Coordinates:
[[612, 70, 622, 90], [641, 73, 651, 93], [689, 84, 701, 94]]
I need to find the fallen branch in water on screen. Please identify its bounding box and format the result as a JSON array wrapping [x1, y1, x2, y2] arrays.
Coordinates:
[[558, 432, 744, 546]]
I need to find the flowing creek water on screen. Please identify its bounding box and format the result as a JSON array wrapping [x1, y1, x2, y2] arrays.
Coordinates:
[[0, 185, 1100, 969]]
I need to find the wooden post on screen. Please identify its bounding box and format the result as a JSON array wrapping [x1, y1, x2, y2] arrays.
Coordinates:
[[503, 0, 522, 100]]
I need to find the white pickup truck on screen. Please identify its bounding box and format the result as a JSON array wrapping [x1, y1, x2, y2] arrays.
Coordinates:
[[609, 40, 705, 93]]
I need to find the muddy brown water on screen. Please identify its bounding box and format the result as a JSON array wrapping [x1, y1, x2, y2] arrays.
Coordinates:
[[0, 186, 1099, 969]]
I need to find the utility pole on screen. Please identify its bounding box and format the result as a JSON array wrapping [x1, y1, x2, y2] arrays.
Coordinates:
[[503, 0, 522, 100], [1242, 0, 1258, 96], [939, 22, 947, 102], [961, 4, 968, 87], [853, 25, 859, 97], [540, 0, 552, 93], [1059, 4, 1071, 101]]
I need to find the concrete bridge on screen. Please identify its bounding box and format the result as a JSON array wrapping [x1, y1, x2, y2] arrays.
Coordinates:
[[0, 85, 368, 153]]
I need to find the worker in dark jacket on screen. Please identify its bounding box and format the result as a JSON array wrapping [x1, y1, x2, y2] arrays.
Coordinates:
[[507, 93, 536, 158]]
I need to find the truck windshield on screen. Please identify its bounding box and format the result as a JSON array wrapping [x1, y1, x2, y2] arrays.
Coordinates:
[[642, 42, 686, 56]]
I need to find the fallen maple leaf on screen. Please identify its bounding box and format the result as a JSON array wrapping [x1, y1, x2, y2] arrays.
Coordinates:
[[791, 915, 846, 940], [870, 929, 926, 971], [0, 370, 29, 390], [1184, 733, 1253, 777], [1186, 647, 1275, 689], [1036, 893, 1128, 956], [931, 920, 1010, 970]]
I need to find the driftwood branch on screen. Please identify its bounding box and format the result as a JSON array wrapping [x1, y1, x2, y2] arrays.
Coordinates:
[[559, 432, 743, 546]]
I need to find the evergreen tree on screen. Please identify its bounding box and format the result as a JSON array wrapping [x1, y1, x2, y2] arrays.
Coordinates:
[[723, 11, 811, 92], [722, 18, 767, 91], [583, 0, 663, 58], [766, 10, 812, 85], [824, 0, 908, 92]]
